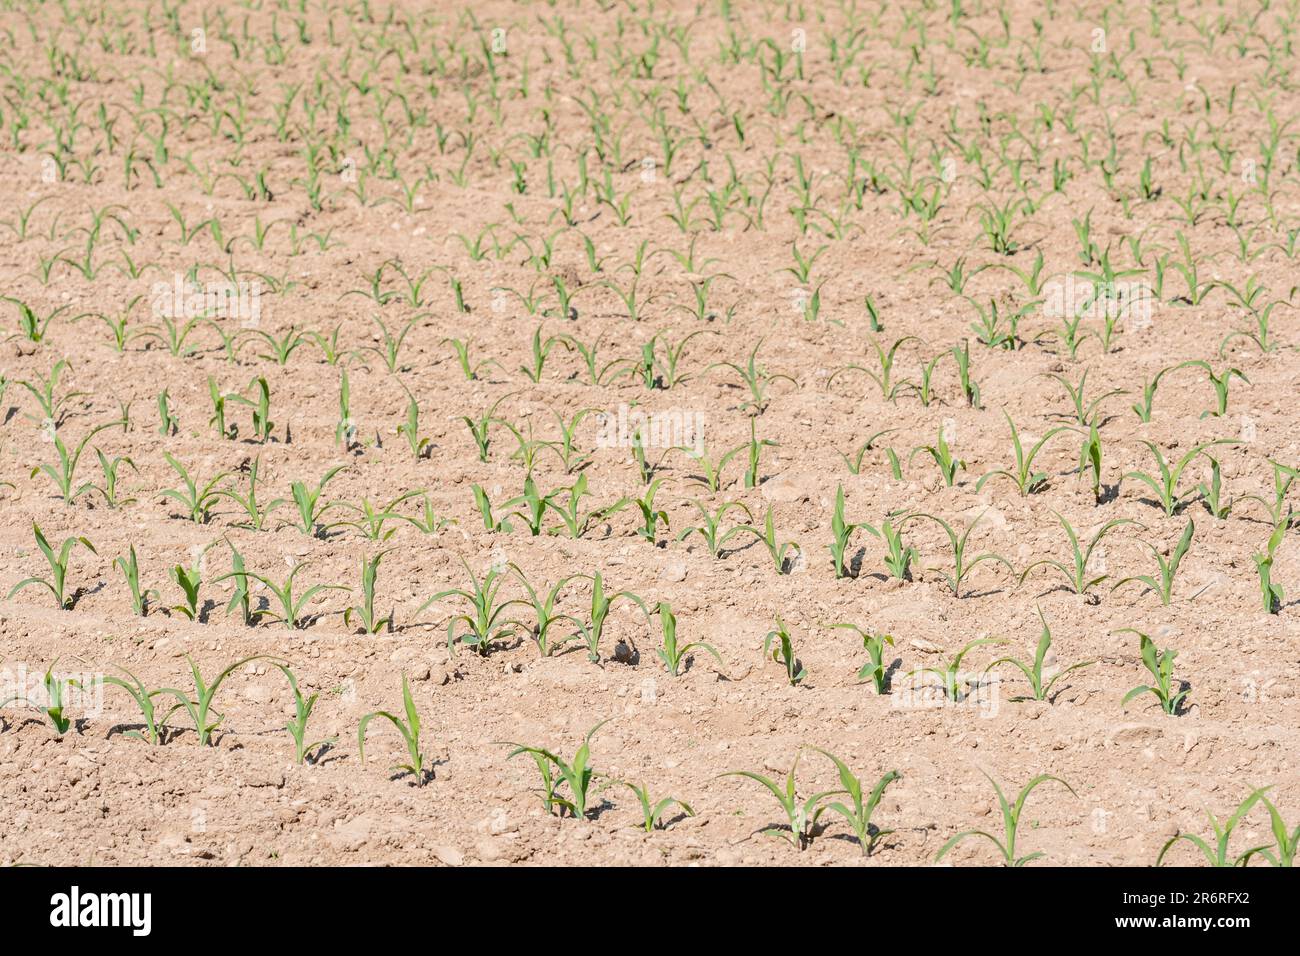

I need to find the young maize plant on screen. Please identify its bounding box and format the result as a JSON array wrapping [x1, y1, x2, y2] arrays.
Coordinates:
[[284, 465, 346, 537], [907, 637, 1006, 703], [1198, 457, 1234, 519], [734, 505, 801, 573], [84, 667, 172, 745], [1122, 440, 1239, 516], [32, 419, 120, 503], [909, 426, 965, 487], [1119, 630, 1190, 716], [1243, 460, 1298, 529], [471, 484, 514, 533], [155, 389, 176, 437], [616, 780, 695, 832], [838, 428, 899, 475], [720, 751, 841, 851], [975, 413, 1074, 496], [1019, 512, 1135, 595], [230, 375, 275, 442], [1045, 369, 1127, 427], [336, 369, 357, 451], [169, 542, 215, 621], [936, 771, 1076, 866], [277, 665, 335, 765], [160, 454, 230, 524], [983, 607, 1094, 702], [1077, 421, 1104, 504], [827, 484, 874, 579], [417, 557, 529, 656], [396, 388, 432, 460], [224, 562, 349, 631], [1255, 794, 1299, 867], [907, 512, 1014, 597], [806, 749, 900, 857], [91, 449, 137, 508], [343, 551, 393, 634], [656, 602, 722, 676], [512, 567, 582, 657], [545, 474, 629, 539], [359, 674, 429, 786], [218, 456, 285, 531], [8, 523, 97, 610], [571, 572, 650, 663], [763, 617, 807, 686], [159, 655, 271, 746], [461, 392, 519, 462], [1156, 788, 1272, 867], [331, 491, 423, 542], [632, 478, 671, 545], [1111, 520, 1194, 606], [709, 339, 797, 414], [222, 540, 258, 627], [502, 719, 611, 819], [832, 623, 895, 694], [1178, 360, 1250, 418], [3, 662, 74, 735], [1252, 516, 1289, 615], [676, 500, 755, 558]]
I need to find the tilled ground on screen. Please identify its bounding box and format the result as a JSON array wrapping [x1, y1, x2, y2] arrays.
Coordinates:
[[1, 0, 1298, 866]]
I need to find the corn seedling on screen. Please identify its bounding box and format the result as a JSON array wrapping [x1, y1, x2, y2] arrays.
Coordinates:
[[228, 562, 349, 631], [984, 607, 1094, 701], [832, 623, 895, 694], [676, 500, 755, 558], [907, 637, 1006, 702], [1119, 630, 1190, 715], [159, 654, 270, 746], [344, 551, 393, 634], [160, 454, 229, 524], [418, 557, 529, 656], [278, 665, 335, 764], [806, 749, 899, 857], [909, 427, 965, 487], [976, 413, 1075, 496], [632, 478, 671, 544], [1255, 794, 1299, 867], [8, 523, 96, 610], [571, 572, 650, 663], [1252, 517, 1288, 614], [828, 484, 873, 578], [1112, 520, 1195, 606], [1157, 788, 1272, 867], [936, 771, 1075, 866], [1123, 439, 1238, 516], [285, 465, 345, 536], [908, 512, 1014, 597], [734, 505, 801, 573], [85, 667, 171, 745], [617, 780, 695, 832], [764, 617, 807, 686], [114, 545, 157, 616], [358, 674, 428, 785], [656, 601, 721, 676], [512, 567, 581, 657], [32, 420, 120, 504], [169, 542, 214, 621], [720, 752, 840, 851], [502, 719, 611, 818], [1020, 512, 1135, 595], [217, 456, 284, 531]]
